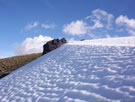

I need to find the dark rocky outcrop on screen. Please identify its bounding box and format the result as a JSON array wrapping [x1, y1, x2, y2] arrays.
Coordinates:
[[80, 39, 85, 41], [42, 38, 67, 55]]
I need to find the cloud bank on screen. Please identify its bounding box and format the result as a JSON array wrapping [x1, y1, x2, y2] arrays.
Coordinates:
[[63, 9, 114, 38], [63, 9, 135, 38], [15, 35, 53, 55]]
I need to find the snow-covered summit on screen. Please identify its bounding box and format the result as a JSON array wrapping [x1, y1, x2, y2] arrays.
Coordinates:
[[68, 36, 135, 46]]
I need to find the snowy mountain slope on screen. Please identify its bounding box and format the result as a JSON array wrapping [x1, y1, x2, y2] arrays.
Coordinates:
[[68, 36, 135, 46], [0, 37, 135, 102]]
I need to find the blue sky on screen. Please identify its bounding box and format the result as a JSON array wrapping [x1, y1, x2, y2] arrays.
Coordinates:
[[0, 0, 135, 57]]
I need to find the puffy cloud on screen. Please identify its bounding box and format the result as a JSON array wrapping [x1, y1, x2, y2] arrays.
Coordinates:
[[116, 15, 135, 35], [41, 23, 56, 29], [87, 9, 113, 38], [63, 9, 114, 38], [63, 9, 135, 38], [88, 9, 114, 29], [63, 20, 88, 35], [116, 15, 135, 29], [24, 21, 39, 30], [15, 35, 53, 55]]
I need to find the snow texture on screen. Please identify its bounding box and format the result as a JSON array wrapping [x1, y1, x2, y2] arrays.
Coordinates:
[[68, 36, 135, 46], [0, 37, 135, 102]]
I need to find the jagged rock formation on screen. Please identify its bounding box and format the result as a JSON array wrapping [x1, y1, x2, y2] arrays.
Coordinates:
[[42, 38, 67, 55]]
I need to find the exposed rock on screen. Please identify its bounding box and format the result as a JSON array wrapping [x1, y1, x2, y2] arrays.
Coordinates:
[[80, 39, 85, 41], [42, 38, 67, 55]]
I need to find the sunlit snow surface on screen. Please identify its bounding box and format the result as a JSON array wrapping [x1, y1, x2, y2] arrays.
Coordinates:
[[68, 36, 135, 46], [0, 37, 135, 102]]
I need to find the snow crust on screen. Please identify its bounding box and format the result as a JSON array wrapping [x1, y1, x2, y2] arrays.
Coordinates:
[[0, 37, 135, 102], [68, 36, 135, 46]]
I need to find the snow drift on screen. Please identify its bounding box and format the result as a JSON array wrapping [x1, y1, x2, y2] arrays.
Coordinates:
[[0, 37, 135, 102]]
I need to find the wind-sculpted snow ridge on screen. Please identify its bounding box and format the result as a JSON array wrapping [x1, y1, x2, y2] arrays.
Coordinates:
[[68, 36, 135, 46], [0, 41, 135, 102]]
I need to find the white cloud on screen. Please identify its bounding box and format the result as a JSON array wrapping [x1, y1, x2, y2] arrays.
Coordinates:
[[116, 15, 135, 35], [63, 20, 88, 35], [24, 21, 39, 30], [41, 24, 55, 29], [15, 35, 53, 55], [116, 15, 135, 29], [89, 20, 104, 30], [88, 9, 114, 29], [63, 9, 114, 38], [63, 9, 135, 38], [86, 9, 114, 38]]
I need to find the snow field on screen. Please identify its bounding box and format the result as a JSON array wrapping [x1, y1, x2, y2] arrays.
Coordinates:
[[0, 37, 135, 102]]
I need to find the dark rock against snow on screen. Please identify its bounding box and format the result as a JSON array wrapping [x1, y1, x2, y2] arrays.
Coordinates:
[[42, 38, 67, 55], [80, 39, 85, 41]]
